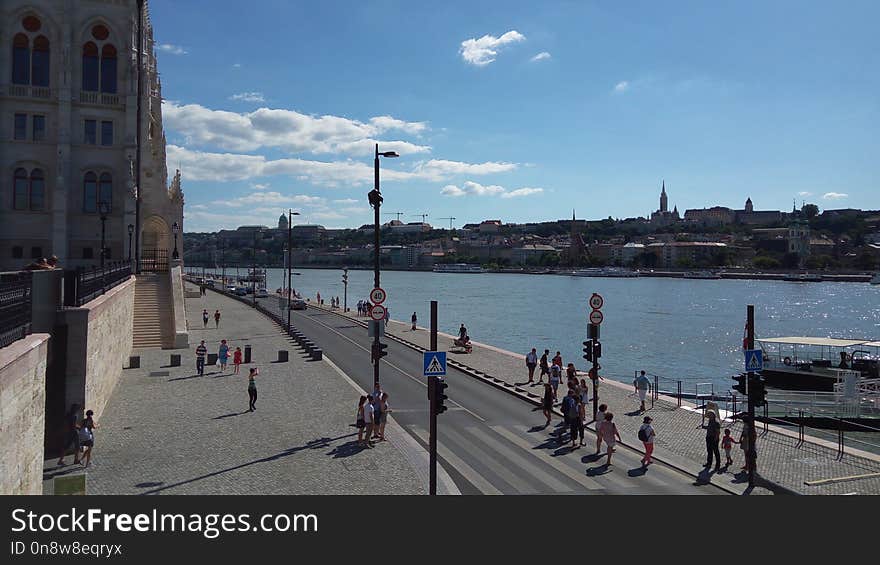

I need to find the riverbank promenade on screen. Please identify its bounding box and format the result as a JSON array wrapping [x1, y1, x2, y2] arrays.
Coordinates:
[[315, 303, 880, 495], [42, 287, 441, 495]]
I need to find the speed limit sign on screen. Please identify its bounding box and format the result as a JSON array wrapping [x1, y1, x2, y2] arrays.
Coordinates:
[[589, 293, 604, 310], [370, 287, 387, 304]]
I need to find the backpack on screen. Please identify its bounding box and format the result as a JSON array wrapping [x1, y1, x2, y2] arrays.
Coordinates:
[[565, 397, 579, 418], [638, 426, 649, 442], [78, 426, 92, 443]]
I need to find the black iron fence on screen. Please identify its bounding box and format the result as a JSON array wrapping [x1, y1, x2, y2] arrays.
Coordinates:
[[64, 261, 132, 307], [0, 271, 33, 348], [141, 248, 169, 272]]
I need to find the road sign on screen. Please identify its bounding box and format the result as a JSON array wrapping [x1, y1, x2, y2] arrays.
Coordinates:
[[744, 349, 763, 372], [369, 304, 386, 321], [424, 351, 447, 376], [589, 310, 604, 325], [589, 293, 604, 310], [370, 287, 387, 304]]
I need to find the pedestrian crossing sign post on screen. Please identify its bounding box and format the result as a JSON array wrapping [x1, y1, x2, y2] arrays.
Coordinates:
[[424, 351, 447, 377], [744, 349, 763, 372]]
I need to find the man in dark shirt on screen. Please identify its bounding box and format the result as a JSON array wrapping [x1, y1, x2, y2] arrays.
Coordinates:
[[539, 349, 550, 383], [195, 340, 207, 376], [705, 411, 721, 472], [56, 403, 81, 466]]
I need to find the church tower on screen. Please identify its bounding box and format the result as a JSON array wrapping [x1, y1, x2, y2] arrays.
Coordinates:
[[745, 197, 754, 213], [660, 180, 668, 212]]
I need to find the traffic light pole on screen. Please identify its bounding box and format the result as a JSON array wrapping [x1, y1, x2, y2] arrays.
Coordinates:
[[429, 300, 438, 496], [746, 304, 757, 488]]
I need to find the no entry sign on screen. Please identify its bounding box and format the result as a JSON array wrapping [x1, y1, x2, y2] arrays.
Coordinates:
[[370, 304, 387, 321], [589, 309, 604, 325]]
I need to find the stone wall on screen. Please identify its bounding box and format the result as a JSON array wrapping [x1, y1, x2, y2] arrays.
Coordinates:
[[0, 334, 50, 494], [57, 277, 135, 419]]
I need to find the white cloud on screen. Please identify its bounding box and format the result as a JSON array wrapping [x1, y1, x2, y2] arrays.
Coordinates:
[[232, 63, 242, 69], [441, 181, 506, 197], [216, 191, 326, 208], [333, 198, 359, 204], [157, 43, 187, 55], [460, 30, 525, 66], [530, 52, 551, 63], [797, 191, 813, 197], [166, 145, 511, 186], [501, 187, 544, 198], [230, 92, 266, 103], [251, 183, 270, 190], [822, 192, 848, 200], [162, 102, 431, 156], [613, 81, 629, 93]]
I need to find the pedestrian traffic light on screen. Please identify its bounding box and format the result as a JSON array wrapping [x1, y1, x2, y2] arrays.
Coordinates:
[[732, 373, 747, 396], [582, 341, 592, 362], [593, 342, 602, 359], [750, 375, 767, 407], [372, 341, 388, 360], [434, 378, 449, 415]]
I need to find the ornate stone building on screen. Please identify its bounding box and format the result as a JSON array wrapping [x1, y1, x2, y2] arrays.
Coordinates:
[[1, 0, 182, 271], [650, 180, 680, 226]]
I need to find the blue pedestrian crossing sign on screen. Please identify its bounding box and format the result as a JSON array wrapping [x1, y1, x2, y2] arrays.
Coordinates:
[[423, 351, 447, 376], [744, 349, 763, 372]]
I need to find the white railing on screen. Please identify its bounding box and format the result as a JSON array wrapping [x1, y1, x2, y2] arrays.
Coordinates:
[[79, 91, 121, 105], [8, 84, 52, 99]]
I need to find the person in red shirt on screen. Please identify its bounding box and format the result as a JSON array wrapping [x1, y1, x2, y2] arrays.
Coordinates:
[[233, 347, 243, 375], [552, 351, 563, 369]]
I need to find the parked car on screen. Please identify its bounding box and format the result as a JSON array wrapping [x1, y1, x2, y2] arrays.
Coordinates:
[[234, 287, 248, 296], [291, 298, 307, 310], [255, 288, 268, 298], [226, 284, 237, 292]]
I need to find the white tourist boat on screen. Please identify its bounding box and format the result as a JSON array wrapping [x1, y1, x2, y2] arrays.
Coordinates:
[[571, 267, 639, 278], [433, 263, 486, 273], [757, 336, 880, 391], [783, 272, 823, 282]]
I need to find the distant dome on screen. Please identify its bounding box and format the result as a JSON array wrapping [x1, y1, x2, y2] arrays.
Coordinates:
[[278, 214, 289, 229]]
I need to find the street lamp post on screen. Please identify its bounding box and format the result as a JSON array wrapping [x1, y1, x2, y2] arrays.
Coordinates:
[[252, 228, 260, 307], [127, 223, 134, 264], [287, 209, 300, 330], [98, 201, 110, 269], [368, 144, 399, 387], [172, 221, 180, 260]]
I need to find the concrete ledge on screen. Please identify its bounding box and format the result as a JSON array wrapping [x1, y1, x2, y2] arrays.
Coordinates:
[[170, 266, 189, 348]]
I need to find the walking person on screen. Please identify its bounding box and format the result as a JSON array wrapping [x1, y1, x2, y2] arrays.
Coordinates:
[[579, 379, 590, 408], [247, 367, 258, 411], [218, 339, 230, 372], [384, 307, 390, 324], [202, 309, 209, 328], [195, 340, 207, 376], [525, 348, 538, 384], [378, 393, 392, 440], [639, 416, 655, 466], [363, 394, 375, 447], [233, 346, 242, 375], [56, 403, 81, 466], [411, 312, 418, 331], [634, 370, 651, 412], [80, 410, 97, 467], [577, 397, 586, 447], [562, 389, 581, 448], [356, 396, 368, 445], [539, 349, 550, 383], [739, 427, 750, 471], [595, 403, 608, 454], [552, 351, 563, 371], [722, 428, 738, 467], [214, 309, 221, 328], [541, 383, 553, 426], [549, 364, 561, 403], [705, 411, 722, 472], [598, 412, 622, 466]]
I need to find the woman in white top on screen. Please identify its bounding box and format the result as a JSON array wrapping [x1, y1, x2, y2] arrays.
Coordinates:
[[598, 411, 622, 466]]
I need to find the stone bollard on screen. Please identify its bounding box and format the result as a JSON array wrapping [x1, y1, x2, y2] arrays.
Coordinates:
[[128, 355, 140, 369], [170, 354, 181, 367], [310, 348, 323, 361], [207, 353, 218, 366], [277, 350, 288, 363]]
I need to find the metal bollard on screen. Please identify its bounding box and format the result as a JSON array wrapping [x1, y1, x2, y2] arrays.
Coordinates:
[[128, 355, 140, 369], [207, 353, 218, 366], [170, 354, 181, 367], [244, 344, 252, 363], [277, 350, 288, 362]]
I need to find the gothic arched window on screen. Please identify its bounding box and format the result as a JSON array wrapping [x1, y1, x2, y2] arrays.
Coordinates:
[[31, 35, 50, 87], [12, 33, 30, 84], [98, 172, 112, 209], [83, 171, 98, 212], [82, 42, 99, 91], [13, 168, 29, 210], [100, 44, 117, 93]]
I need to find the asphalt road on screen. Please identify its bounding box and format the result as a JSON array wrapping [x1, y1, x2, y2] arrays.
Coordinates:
[[268, 299, 725, 495]]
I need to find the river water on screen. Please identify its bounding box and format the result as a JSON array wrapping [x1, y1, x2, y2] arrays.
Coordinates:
[[213, 267, 880, 391]]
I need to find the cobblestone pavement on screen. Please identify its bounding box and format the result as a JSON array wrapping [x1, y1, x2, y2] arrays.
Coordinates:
[[42, 288, 428, 495], [319, 305, 880, 495]]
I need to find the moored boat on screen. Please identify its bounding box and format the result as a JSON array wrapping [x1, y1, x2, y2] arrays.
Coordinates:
[[756, 336, 880, 391], [783, 273, 823, 282], [433, 263, 486, 273], [683, 271, 721, 279]]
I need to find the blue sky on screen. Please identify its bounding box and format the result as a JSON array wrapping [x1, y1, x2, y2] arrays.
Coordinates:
[[149, 0, 879, 232]]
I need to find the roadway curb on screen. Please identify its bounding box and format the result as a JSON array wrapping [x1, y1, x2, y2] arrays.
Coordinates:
[[312, 304, 751, 496]]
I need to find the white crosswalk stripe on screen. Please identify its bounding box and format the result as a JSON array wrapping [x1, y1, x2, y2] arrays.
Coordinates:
[[408, 426, 502, 495], [465, 427, 571, 493], [498, 425, 603, 491], [442, 427, 541, 494]]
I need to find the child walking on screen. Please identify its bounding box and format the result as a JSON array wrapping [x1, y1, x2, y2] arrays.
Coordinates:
[[233, 346, 243, 375], [722, 428, 738, 466]]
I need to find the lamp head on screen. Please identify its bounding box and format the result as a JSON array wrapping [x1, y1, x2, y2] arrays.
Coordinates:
[[98, 201, 110, 216], [379, 151, 399, 158], [128, 224, 134, 234]]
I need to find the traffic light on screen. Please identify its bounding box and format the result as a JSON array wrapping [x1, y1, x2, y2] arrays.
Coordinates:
[[342, 269, 348, 284], [373, 341, 388, 360], [750, 375, 767, 407], [582, 341, 592, 362], [433, 378, 449, 415], [732, 373, 747, 396], [593, 342, 602, 359]]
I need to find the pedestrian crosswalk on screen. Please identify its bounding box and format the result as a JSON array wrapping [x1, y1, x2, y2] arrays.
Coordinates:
[[407, 423, 715, 495]]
